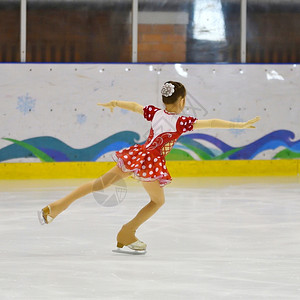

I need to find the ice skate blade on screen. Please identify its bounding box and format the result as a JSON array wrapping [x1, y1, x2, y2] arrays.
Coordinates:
[[112, 248, 146, 255], [37, 210, 46, 225]]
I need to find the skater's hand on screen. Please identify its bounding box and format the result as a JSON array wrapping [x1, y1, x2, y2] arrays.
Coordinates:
[[97, 101, 116, 113], [239, 116, 260, 129]]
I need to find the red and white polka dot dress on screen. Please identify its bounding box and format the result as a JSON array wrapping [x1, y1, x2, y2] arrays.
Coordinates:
[[114, 105, 197, 186]]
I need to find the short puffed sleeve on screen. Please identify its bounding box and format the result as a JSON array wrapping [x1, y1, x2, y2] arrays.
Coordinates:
[[177, 116, 197, 133], [143, 105, 160, 121]]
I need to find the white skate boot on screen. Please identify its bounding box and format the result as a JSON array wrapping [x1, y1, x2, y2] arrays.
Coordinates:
[[113, 240, 147, 255]]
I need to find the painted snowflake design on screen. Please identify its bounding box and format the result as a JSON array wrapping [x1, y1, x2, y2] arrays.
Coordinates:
[[17, 93, 36, 115], [77, 113, 87, 125], [230, 116, 246, 137]]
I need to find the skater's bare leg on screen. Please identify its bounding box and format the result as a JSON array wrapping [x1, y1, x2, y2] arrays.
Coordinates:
[[46, 166, 131, 219], [117, 180, 165, 247]]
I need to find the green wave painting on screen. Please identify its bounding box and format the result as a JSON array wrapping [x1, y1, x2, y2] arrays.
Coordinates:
[[1, 130, 300, 162]]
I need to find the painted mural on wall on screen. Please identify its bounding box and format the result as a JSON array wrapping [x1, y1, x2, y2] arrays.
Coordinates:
[[0, 130, 299, 163], [1, 64, 299, 163]]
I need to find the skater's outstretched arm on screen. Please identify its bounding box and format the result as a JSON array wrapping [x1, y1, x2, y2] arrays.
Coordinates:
[[98, 101, 144, 114], [193, 116, 260, 130]]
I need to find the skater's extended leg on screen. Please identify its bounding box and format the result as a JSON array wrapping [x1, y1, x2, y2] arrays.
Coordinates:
[[41, 166, 131, 222], [117, 180, 165, 247]]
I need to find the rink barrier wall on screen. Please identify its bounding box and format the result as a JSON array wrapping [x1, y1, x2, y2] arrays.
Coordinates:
[[0, 160, 299, 180], [1, 64, 300, 163]]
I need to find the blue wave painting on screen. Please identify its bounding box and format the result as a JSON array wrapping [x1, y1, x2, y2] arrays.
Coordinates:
[[175, 130, 300, 160], [0, 131, 140, 162], [0, 130, 300, 162]]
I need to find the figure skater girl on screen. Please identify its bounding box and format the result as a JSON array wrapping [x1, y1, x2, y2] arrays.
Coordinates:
[[38, 81, 260, 252]]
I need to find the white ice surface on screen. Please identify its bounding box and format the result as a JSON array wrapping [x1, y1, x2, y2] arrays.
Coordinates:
[[0, 177, 300, 300]]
